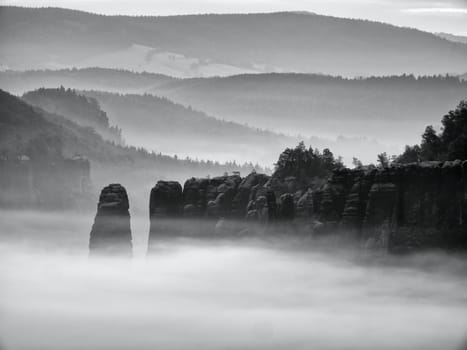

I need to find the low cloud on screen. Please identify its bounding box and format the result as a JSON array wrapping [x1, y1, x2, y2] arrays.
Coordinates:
[[1, 211, 467, 349], [402, 7, 467, 14]]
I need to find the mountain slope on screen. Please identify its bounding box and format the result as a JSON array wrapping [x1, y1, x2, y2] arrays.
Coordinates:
[[0, 88, 265, 174], [0, 89, 120, 162], [2, 68, 460, 163], [80, 90, 301, 165], [0, 89, 266, 211], [149, 73, 467, 146], [1, 7, 467, 76], [23, 87, 124, 145]]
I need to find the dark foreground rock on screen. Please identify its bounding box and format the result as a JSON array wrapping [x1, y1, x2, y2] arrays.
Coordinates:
[[89, 184, 132, 256], [315, 161, 467, 252], [89, 161, 466, 254], [146, 161, 467, 253]]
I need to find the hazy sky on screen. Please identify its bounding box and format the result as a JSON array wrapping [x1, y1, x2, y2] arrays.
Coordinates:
[[2, 0, 467, 35]]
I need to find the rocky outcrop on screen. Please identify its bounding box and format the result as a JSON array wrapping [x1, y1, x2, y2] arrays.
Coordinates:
[[339, 170, 374, 233], [314, 161, 467, 252], [147, 172, 297, 239], [182, 177, 210, 217], [231, 172, 269, 217], [149, 181, 183, 218], [89, 184, 132, 256], [180, 175, 244, 218], [148, 181, 183, 246], [279, 193, 295, 221], [206, 175, 242, 218], [147, 175, 245, 244], [318, 168, 357, 225], [145, 161, 466, 252]]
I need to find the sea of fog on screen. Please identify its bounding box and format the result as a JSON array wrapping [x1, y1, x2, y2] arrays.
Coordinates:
[[0, 210, 467, 350]]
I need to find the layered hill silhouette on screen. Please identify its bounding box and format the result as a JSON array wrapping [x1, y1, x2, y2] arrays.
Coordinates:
[[21, 87, 389, 165], [2, 7, 467, 76], [23, 87, 124, 145], [3, 68, 466, 162], [80, 90, 303, 165], [1, 89, 123, 162], [0, 89, 264, 210], [20, 87, 302, 164], [0, 68, 174, 95], [149, 74, 467, 145], [1, 88, 260, 170]]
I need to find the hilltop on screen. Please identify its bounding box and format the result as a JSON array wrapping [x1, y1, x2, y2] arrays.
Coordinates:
[[1, 7, 467, 76]]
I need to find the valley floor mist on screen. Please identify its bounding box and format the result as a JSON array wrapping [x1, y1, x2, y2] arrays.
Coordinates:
[[0, 211, 466, 350]]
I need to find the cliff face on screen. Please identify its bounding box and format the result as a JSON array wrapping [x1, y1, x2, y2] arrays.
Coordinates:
[[147, 161, 467, 252], [0, 157, 92, 210], [315, 161, 467, 252], [148, 174, 271, 242]]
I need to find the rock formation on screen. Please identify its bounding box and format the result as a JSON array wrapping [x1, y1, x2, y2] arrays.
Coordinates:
[[148, 181, 183, 248], [89, 184, 132, 256], [145, 160, 467, 252], [314, 161, 467, 252], [148, 175, 244, 243], [231, 172, 269, 217], [149, 181, 183, 218]]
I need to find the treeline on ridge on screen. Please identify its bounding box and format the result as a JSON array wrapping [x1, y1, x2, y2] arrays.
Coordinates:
[[395, 101, 467, 163]]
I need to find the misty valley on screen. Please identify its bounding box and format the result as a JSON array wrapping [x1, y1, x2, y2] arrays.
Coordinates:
[[1, 4, 467, 350], [2, 210, 467, 350]]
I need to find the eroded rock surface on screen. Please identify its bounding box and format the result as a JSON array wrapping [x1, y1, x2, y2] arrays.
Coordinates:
[[313, 161, 467, 252], [146, 160, 467, 252]]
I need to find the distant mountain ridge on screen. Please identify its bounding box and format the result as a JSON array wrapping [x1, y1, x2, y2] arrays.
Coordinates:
[[2, 68, 464, 163], [0, 89, 268, 174], [148, 73, 467, 145], [0, 68, 175, 95], [80, 89, 313, 165], [78, 89, 390, 165], [1, 6, 467, 76]]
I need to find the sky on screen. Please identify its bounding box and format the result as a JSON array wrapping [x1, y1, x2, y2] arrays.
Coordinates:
[[1, 0, 467, 35]]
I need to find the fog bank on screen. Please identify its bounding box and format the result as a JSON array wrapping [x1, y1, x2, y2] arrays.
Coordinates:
[[1, 211, 467, 350]]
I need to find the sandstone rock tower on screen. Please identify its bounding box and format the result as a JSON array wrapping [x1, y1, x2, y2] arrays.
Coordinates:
[[89, 184, 132, 256]]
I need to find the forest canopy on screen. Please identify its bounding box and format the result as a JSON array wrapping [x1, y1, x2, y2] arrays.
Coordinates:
[[395, 101, 467, 163], [274, 142, 343, 181]]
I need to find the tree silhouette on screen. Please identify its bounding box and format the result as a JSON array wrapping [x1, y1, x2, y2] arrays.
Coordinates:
[[396, 101, 467, 163], [274, 142, 343, 182]]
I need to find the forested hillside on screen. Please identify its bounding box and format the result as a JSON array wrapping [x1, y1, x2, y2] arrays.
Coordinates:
[[150, 74, 467, 146], [2, 7, 467, 76], [5, 69, 465, 148], [23, 87, 124, 145], [4, 69, 460, 163], [0, 89, 265, 210], [80, 90, 316, 165]]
